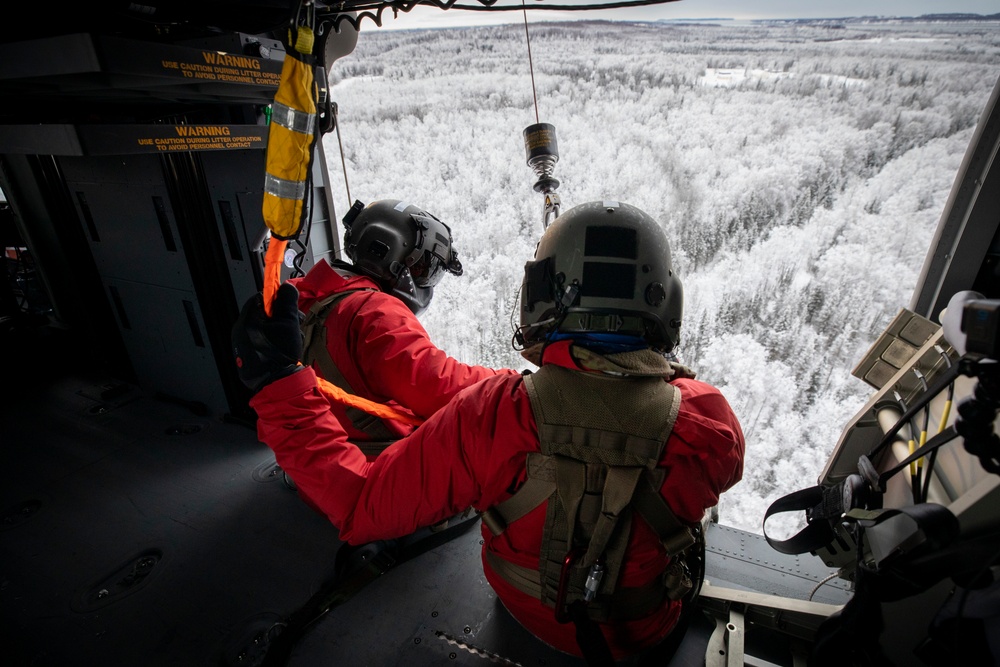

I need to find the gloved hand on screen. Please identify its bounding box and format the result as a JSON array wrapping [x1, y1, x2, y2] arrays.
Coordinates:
[[232, 282, 304, 393]]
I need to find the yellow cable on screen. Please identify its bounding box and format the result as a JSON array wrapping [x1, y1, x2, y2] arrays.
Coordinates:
[[938, 399, 952, 434]]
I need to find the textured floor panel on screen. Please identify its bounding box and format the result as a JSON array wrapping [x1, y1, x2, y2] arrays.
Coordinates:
[[1, 370, 851, 666]]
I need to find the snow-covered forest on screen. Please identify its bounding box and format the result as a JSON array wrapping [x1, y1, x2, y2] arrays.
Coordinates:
[[323, 18, 1000, 534]]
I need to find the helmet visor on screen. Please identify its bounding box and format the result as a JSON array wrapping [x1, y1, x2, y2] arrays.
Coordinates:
[[410, 252, 445, 288], [408, 212, 462, 287]]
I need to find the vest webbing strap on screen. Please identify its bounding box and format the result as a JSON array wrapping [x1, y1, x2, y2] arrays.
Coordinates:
[[485, 364, 688, 623], [301, 289, 413, 445], [633, 472, 697, 556], [584, 464, 643, 572], [482, 453, 556, 534], [483, 459, 694, 556], [484, 550, 667, 621]]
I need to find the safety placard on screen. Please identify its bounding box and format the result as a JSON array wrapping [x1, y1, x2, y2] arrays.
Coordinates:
[[0, 124, 270, 156], [100, 35, 284, 90], [80, 125, 270, 155], [158, 52, 283, 86]]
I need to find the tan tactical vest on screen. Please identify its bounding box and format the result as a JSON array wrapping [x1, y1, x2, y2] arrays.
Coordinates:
[[483, 362, 701, 622], [300, 289, 399, 456]]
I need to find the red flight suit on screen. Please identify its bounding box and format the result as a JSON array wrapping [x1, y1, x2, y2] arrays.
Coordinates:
[[252, 339, 745, 660], [288, 259, 510, 442]]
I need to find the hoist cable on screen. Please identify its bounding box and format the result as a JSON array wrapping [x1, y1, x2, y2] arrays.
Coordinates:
[[522, 0, 540, 125], [333, 104, 353, 207]]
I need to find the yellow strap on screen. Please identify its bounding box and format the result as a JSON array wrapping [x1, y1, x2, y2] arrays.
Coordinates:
[[293, 25, 314, 55]]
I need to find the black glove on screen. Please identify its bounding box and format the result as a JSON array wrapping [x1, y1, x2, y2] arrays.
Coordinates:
[[232, 282, 304, 393]]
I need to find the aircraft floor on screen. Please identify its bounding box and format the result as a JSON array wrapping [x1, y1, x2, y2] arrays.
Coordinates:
[[0, 332, 851, 667]]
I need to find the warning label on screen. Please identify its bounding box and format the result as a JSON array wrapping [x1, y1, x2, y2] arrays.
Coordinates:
[[136, 126, 266, 152], [99, 35, 285, 92], [160, 52, 282, 86], [78, 125, 269, 155]]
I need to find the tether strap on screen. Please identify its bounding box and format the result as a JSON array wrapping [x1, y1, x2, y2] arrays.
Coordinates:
[[765, 425, 963, 556], [877, 426, 959, 489], [301, 289, 409, 440], [763, 485, 838, 555], [260, 512, 480, 667], [845, 502, 959, 547], [570, 601, 615, 667]]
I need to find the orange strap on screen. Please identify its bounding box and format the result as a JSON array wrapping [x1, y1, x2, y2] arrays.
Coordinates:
[[263, 238, 288, 316], [262, 241, 421, 427], [315, 375, 424, 427]]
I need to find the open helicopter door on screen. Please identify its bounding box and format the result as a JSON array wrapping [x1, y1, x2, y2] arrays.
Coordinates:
[[761, 74, 1000, 666]]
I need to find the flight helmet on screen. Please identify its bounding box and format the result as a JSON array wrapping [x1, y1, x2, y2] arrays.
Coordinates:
[[342, 199, 463, 315], [518, 200, 683, 352]]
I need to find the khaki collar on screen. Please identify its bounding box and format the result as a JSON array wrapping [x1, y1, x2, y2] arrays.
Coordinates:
[[522, 341, 696, 380]]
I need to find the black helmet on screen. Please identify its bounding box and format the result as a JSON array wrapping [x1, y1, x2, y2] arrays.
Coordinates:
[[342, 199, 463, 315], [518, 200, 683, 352]]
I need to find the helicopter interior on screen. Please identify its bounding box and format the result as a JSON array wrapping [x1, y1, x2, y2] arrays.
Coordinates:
[[1, 2, 998, 666]]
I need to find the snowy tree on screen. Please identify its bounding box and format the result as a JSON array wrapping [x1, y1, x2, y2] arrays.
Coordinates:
[[324, 19, 1000, 534]]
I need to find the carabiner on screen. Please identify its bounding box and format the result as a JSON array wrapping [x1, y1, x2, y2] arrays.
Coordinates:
[[554, 547, 584, 623]]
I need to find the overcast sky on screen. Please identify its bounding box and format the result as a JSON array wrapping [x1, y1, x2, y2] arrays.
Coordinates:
[[366, 0, 1000, 30]]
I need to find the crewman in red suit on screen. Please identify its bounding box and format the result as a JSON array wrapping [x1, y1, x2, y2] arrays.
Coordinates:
[[232, 200, 745, 663], [289, 199, 511, 454]]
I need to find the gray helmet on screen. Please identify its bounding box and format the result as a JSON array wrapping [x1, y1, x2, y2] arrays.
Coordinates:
[[342, 199, 463, 315], [518, 200, 683, 352]]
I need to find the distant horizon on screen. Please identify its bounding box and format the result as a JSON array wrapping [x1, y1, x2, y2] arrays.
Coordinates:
[[369, 13, 1000, 33], [363, 3, 1000, 31]]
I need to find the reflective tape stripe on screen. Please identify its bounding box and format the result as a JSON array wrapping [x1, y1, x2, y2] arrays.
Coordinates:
[[265, 172, 306, 201], [271, 101, 315, 135]]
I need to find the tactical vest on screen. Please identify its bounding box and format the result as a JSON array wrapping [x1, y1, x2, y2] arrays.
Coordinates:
[[483, 363, 702, 623], [300, 288, 401, 456]]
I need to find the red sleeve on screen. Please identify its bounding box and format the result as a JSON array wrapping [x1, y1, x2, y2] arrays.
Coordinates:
[[660, 378, 745, 522], [251, 367, 535, 544], [339, 292, 515, 419]]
